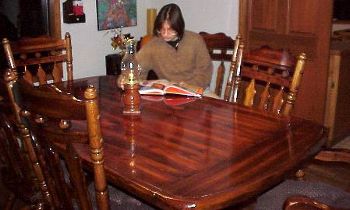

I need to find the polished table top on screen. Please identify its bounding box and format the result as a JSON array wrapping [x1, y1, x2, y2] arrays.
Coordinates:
[[57, 76, 325, 210]]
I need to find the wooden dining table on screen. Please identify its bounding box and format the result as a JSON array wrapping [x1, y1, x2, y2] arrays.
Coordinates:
[[56, 75, 325, 210]]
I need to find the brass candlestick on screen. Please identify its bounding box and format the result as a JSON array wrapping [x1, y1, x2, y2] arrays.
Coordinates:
[[122, 70, 141, 115], [121, 39, 141, 115]]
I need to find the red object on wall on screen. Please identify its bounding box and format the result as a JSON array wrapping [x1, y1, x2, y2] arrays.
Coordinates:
[[63, 0, 85, 23], [73, 0, 84, 16]]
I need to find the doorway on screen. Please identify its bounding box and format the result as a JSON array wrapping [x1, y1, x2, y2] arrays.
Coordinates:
[[0, 0, 61, 39]]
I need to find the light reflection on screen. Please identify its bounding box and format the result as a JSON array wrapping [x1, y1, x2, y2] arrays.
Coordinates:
[[286, 120, 295, 159], [124, 115, 140, 175]]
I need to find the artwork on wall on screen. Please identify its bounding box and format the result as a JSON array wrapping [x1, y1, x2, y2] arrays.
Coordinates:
[[96, 0, 137, 31]]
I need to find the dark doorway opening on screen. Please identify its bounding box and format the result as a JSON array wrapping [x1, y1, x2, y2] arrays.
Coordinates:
[[0, 0, 49, 39]]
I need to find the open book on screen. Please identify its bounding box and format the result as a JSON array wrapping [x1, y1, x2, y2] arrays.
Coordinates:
[[139, 79, 203, 97]]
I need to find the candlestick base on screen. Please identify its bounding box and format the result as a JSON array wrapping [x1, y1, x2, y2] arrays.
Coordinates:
[[122, 84, 141, 115]]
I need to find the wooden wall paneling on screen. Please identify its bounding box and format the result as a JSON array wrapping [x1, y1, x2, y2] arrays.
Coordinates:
[[239, 0, 249, 45], [248, 32, 317, 58], [49, 0, 61, 38], [288, 0, 318, 34], [250, 0, 279, 32]]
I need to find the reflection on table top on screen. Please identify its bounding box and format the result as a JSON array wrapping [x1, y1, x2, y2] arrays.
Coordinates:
[[57, 76, 325, 209]]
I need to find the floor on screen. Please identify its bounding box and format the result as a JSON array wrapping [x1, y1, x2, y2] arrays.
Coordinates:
[[1, 138, 349, 210], [333, 136, 350, 149], [304, 136, 350, 192], [237, 136, 350, 210]]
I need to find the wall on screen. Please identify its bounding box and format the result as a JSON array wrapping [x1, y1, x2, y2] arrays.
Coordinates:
[[164, 0, 238, 36], [167, 0, 239, 92], [60, 0, 239, 79]]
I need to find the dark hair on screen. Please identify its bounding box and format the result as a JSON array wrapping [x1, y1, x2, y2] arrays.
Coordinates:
[[153, 3, 185, 40]]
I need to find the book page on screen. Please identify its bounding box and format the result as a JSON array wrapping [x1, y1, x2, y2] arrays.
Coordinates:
[[164, 86, 201, 97], [140, 79, 175, 87], [139, 86, 165, 95], [139, 79, 201, 97], [178, 82, 204, 95]]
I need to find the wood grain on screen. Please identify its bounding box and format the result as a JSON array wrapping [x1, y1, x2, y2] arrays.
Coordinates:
[[54, 76, 325, 210]]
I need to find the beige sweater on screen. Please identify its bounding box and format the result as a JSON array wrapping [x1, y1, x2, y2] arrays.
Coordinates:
[[136, 31, 213, 88]]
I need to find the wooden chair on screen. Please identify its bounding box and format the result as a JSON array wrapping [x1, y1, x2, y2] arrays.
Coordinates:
[[255, 131, 350, 210], [254, 144, 350, 210], [281, 149, 350, 209], [284, 195, 350, 210], [199, 32, 243, 100], [6, 70, 154, 210], [256, 178, 350, 209], [245, 46, 350, 208], [233, 45, 306, 116], [139, 34, 153, 50], [1, 69, 54, 209], [12, 72, 109, 209], [0, 111, 45, 210], [2, 32, 73, 85]]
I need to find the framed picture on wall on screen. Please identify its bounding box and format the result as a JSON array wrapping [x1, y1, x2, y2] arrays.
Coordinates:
[[96, 0, 137, 31]]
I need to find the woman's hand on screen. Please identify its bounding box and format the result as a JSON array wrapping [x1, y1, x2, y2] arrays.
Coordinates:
[[116, 74, 125, 90]]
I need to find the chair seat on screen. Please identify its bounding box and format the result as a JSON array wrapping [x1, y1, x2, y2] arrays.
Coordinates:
[[255, 180, 350, 210], [88, 183, 155, 210]]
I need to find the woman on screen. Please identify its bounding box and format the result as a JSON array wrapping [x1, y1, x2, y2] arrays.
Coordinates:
[[136, 3, 213, 90]]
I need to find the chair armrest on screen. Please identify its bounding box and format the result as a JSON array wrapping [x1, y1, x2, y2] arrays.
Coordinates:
[[314, 148, 350, 164], [283, 195, 343, 210]]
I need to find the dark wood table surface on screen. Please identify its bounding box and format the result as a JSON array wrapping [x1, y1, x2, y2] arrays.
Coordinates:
[[57, 76, 325, 210]]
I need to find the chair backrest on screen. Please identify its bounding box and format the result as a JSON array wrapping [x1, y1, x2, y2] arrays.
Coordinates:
[[0, 110, 43, 208], [234, 46, 306, 116], [6, 70, 109, 210], [139, 34, 153, 50], [2, 32, 73, 85], [199, 32, 243, 100], [2, 69, 54, 208]]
